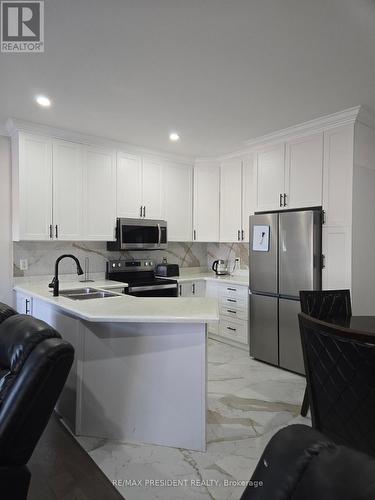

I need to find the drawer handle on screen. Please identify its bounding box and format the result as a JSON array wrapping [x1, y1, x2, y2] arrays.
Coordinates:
[[227, 327, 236, 332], [227, 287, 237, 291], [227, 309, 236, 314], [227, 298, 236, 303]]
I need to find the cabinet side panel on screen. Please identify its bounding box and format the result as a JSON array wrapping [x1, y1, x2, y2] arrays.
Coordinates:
[[351, 122, 375, 315]]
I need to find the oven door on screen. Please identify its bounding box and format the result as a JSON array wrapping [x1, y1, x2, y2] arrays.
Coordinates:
[[125, 284, 178, 297], [119, 219, 167, 250]]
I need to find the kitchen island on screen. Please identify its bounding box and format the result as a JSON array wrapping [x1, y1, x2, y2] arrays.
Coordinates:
[[14, 281, 218, 452]]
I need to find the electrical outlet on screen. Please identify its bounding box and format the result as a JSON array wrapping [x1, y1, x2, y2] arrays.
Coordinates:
[[20, 259, 28, 271], [235, 257, 240, 268]]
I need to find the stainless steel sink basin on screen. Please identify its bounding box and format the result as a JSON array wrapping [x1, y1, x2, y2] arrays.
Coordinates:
[[56, 287, 120, 300]]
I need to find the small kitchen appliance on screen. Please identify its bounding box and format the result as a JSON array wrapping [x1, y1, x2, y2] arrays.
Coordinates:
[[212, 259, 229, 276], [155, 263, 180, 277]]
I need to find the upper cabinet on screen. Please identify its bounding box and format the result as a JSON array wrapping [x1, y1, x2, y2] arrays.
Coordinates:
[[84, 146, 116, 240], [255, 144, 285, 211], [285, 132, 323, 209], [220, 159, 242, 242], [142, 159, 163, 219], [219, 155, 255, 243], [14, 133, 53, 240], [116, 154, 163, 220], [323, 124, 354, 227], [255, 133, 323, 212], [12, 133, 116, 241], [163, 162, 193, 241], [116, 153, 143, 218], [52, 139, 84, 240], [193, 163, 220, 242]]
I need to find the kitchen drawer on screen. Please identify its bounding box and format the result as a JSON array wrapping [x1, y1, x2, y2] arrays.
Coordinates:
[[220, 295, 248, 310], [219, 304, 247, 321], [218, 283, 248, 299], [219, 318, 248, 344]]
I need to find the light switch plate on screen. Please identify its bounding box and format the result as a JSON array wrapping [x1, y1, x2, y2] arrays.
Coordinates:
[[20, 259, 28, 271]]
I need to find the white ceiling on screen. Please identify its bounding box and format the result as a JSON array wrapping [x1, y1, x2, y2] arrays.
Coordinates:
[[1, 0, 375, 157]]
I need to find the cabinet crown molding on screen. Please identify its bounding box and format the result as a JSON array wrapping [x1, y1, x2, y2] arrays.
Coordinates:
[[6, 118, 195, 166]]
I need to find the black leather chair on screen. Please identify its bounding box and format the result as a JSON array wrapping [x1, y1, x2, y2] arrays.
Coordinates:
[[299, 290, 352, 416], [298, 312, 375, 456], [0, 303, 17, 324], [240, 424, 375, 500], [0, 307, 74, 499]]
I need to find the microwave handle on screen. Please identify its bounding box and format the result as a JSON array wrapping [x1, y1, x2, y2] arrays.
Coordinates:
[[157, 223, 161, 246]]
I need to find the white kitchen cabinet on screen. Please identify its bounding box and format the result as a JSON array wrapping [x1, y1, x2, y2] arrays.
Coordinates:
[[205, 281, 249, 348], [116, 152, 143, 218], [15, 292, 33, 315], [323, 125, 354, 227], [13, 133, 53, 240], [52, 139, 84, 240], [219, 155, 256, 243], [178, 280, 205, 297], [116, 155, 163, 220], [285, 133, 323, 209], [193, 163, 220, 242], [322, 226, 352, 290], [255, 144, 285, 212], [219, 159, 242, 242], [242, 154, 256, 242], [84, 146, 116, 240], [163, 163, 193, 241], [142, 159, 163, 219]]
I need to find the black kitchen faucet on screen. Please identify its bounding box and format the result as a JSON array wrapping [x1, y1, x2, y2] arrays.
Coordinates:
[[49, 254, 84, 296]]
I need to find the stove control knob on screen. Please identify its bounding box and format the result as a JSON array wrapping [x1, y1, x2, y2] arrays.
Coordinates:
[[112, 263, 116, 268], [145, 262, 148, 266]]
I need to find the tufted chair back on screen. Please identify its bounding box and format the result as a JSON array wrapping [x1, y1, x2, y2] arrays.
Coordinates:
[[298, 312, 375, 457], [299, 289, 351, 321]]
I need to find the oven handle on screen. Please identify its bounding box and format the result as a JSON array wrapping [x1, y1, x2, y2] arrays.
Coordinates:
[[127, 284, 177, 292], [157, 223, 161, 247]]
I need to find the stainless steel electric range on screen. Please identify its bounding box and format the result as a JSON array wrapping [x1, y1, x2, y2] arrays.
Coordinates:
[[106, 259, 178, 297]]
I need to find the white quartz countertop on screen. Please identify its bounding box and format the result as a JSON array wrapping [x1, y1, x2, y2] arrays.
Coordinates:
[[14, 280, 219, 324], [161, 272, 249, 287]]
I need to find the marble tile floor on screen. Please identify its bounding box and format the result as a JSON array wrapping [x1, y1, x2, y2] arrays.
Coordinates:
[[76, 339, 311, 500]]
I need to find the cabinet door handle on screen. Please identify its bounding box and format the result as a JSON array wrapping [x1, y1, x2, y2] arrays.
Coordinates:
[[241, 229, 244, 241], [179, 284, 182, 296], [237, 230, 240, 241], [193, 229, 196, 240], [140, 205, 143, 217], [227, 309, 236, 314], [227, 287, 237, 291], [49, 224, 53, 239], [227, 326, 236, 332], [25, 299, 30, 315], [280, 193, 283, 207], [192, 283, 195, 295], [283, 193, 287, 207], [55, 225, 58, 239], [143, 206, 146, 218], [227, 298, 236, 303]]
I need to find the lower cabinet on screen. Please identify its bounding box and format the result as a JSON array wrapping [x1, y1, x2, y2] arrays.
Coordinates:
[[207, 281, 249, 347], [15, 292, 33, 315], [178, 280, 206, 297]]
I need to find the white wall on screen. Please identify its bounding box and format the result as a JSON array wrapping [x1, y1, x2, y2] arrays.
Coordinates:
[[0, 135, 12, 304]]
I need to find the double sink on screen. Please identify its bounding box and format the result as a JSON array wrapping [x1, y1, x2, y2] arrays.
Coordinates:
[[57, 287, 121, 301]]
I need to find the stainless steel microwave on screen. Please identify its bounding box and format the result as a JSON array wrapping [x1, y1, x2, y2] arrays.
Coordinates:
[[107, 218, 168, 251]]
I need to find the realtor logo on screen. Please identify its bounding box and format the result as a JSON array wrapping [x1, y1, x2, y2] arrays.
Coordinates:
[[1, 1, 44, 52]]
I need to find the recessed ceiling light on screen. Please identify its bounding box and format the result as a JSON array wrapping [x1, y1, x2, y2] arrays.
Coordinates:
[[35, 95, 51, 107], [169, 132, 180, 142]]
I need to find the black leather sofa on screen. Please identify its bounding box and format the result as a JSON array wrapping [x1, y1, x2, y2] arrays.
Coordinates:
[[240, 424, 375, 500], [0, 302, 74, 499]]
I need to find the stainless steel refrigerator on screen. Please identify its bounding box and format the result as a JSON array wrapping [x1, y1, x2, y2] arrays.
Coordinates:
[[249, 209, 322, 374]]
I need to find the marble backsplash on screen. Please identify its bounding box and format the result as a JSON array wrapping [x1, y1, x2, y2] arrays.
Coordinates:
[[13, 241, 249, 277]]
